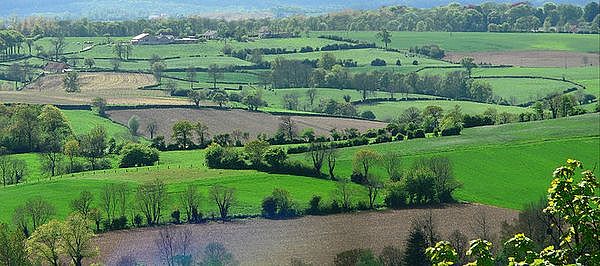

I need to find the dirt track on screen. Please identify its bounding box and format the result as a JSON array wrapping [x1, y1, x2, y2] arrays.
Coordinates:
[[107, 108, 386, 140], [444, 51, 599, 67], [95, 204, 517, 265]]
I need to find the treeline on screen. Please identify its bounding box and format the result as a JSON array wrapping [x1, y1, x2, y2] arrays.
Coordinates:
[[6, 2, 599, 38]]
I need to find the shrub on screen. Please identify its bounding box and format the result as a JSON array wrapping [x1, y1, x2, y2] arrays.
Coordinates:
[[264, 147, 287, 167], [396, 59, 402, 66], [307, 195, 322, 215], [371, 58, 387, 66], [119, 143, 160, 168], [414, 129, 426, 138], [150, 136, 167, 151], [133, 214, 143, 227], [441, 126, 461, 136], [350, 171, 368, 185], [205, 144, 247, 169], [170, 88, 192, 97], [95, 158, 113, 170], [363, 129, 378, 138], [412, 60, 419, 65], [171, 210, 181, 224], [261, 188, 298, 219], [360, 110, 376, 120], [375, 133, 392, 143], [395, 133, 405, 141], [385, 182, 407, 209], [111, 216, 128, 230]]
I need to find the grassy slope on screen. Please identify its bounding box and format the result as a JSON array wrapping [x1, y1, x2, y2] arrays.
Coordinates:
[[357, 100, 528, 121], [291, 113, 600, 209], [62, 110, 134, 140], [317, 31, 600, 53]]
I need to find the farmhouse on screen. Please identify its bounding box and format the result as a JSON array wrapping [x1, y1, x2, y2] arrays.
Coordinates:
[[201, 30, 218, 40], [131, 33, 199, 45], [43, 61, 70, 73], [257, 26, 296, 39]]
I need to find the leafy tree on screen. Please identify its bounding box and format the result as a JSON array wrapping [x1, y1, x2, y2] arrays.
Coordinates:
[[306, 88, 317, 107], [119, 143, 159, 168], [26, 220, 63, 266], [179, 184, 202, 223], [151, 61, 166, 82], [194, 121, 210, 147], [61, 213, 98, 266], [262, 188, 296, 219], [376, 29, 392, 50], [404, 225, 429, 266], [244, 140, 270, 166], [460, 57, 476, 77], [318, 52, 337, 70], [91, 97, 107, 116], [200, 242, 238, 266], [278, 116, 298, 141], [78, 125, 107, 170], [127, 115, 140, 136], [38, 105, 72, 177], [264, 147, 287, 168], [63, 139, 79, 174], [146, 119, 158, 139], [84, 58, 95, 69], [352, 149, 380, 178], [63, 71, 80, 93], [0, 223, 30, 266], [211, 90, 228, 107], [172, 120, 195, 149]]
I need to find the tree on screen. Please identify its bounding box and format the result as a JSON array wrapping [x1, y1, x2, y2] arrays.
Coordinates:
[[0, 223, 30, 266], [334, 180, 354, 211], [194, 121, 210, 147], [365, 174, 383, 209], [63, 71, 80, 93], [50, 36, 66, 60], [110, 59, 121, 71], [179, 184, 202, 223], [209, 185, 235, 220], [186, 67, 197, 89], [278, 116, 298, 141], [26, 220, 63, 266], [307, 142, 326, 175], [382, 151, 402, 180], [377, 29, 392, 50], [262, 188, 296, 219], [207, 64, 223, 89], [91, 97, 107, 116], [282, 93, 300, 110], [20, 197, 56, 232], [84, 58, 95, 69], [242, 90, 267, 111], [244, 140, 270, 166], [306, 88, 317, 107], [61, 213, 98, 266], [146, 119, 158, 139], [127, 115, 140, 136], [200, 242, 237, 266], [325, 146, 338, 180], [460, 57, 476, 77], [151, 62, 166, 82], [78, 125, 107, 170], [136, 179, 168, 225], [211, 90, 228, 107], [112, 43, 125, 60], [119, 143, 159, 168], [352, 149, 380, 178], [38, 105, 72, 177], [404, 225, 429, 266], [172, 120, 195, 149], [70, 191, 94, 218], [318, 52, 337, 70]]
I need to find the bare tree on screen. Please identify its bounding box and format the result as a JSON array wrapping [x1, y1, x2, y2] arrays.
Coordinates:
[[382, 151, 402, 180], [365, 174, 383, 209], [50, 36, 66, 60], [71, 190, 94, 218], [414, 211, 440, 247], [472, 209, 491, 241], [136, 179, 168, 225], [147, 119, 158, 139], [209, 185, 235, 220], [334, 180, 354, 211], [155, 226, 193, 266], [307, 142, 326, 175], [325, 146, 338, 180], [179, 185, 202, 223], [306, 88, 317, 106], [448, 230, 468, 264], [278, 116, 298, 141], [18, 197, 56, 232], [100, 183, 127, 222]]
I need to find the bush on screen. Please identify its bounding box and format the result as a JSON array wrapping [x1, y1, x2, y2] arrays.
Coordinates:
[[119, 143, 160, 168], [360, 110, 376, 120], [111, 216, 128, 230], [264, 147, 288, 167], [95, 158, 113, 170], [150, 136, 167, 151], [375, 133, 392, 143], [414, 129, 426, 138], [396, 59, 402, 66], [205, 144, 247, 169], [133, 214, 143, 227], [412, 60, 419, 65], [370, 58, 387, 66], [261, 188, 298, 219], [395, 133, 405, 141], [385, 182, 407, 209], [363, 130, 378, 138], [350, 171, 368, 185], [441, 126, 461, 136], [307, 195, 322, 215], [170, 88, 192, 97]]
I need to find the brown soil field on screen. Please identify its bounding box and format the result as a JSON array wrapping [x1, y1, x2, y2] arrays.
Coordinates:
[[107, 108, 387, 140], [444, 51, 599, 67], [95, 204, 518, 265], [0, 72, 189, 105]]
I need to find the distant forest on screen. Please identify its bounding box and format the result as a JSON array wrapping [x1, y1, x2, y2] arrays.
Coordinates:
[[2, 1, 599, 37]]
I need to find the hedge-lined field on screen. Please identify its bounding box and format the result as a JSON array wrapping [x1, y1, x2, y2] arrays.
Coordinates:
[[317, 31, 600, 53]]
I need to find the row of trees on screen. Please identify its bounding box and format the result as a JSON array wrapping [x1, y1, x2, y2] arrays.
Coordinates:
[[7, 2, 600, 38]]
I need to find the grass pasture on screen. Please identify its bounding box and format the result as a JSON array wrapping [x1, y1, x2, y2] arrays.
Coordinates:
[[477, 78, 574, 104], [317, 31, 600, 53], [357, 100, 528, 121], [292, 113, 600, 209]]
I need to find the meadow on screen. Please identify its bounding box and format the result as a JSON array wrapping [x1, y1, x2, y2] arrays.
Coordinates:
[[316, 31, 600, 53]]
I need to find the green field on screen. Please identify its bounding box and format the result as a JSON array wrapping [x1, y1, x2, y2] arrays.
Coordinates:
[[292, 113, 600, 209], [357, 100, 528, 121], [264, 48, 450, 67], [62, 110, 136, 141], [318, 31, 600, 53], [478, 78, 574, 104]]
